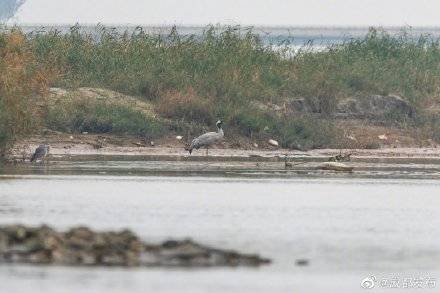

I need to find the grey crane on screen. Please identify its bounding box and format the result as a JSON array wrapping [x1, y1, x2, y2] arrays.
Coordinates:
[[188, 120, 224, 155], [30, 144, 50, 163]]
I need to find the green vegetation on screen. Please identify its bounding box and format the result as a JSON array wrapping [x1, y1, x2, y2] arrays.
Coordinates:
[[0, 101, 9, 153], [46, 98, 165, 138], [2, 25, 440, 155], [28, 25, 345, 147], [30, 26, 440, 101], [291, 29, 440, 106]]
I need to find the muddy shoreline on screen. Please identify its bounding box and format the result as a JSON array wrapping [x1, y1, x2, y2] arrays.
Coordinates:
[[5, 135, 440, 180], [9, 134, 440, 162]]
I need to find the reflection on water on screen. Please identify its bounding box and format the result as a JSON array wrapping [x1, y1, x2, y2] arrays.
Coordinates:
[[0, 161, 440, 292], [3, 158, 440, 180]]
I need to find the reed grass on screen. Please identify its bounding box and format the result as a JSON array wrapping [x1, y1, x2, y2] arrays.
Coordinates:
[[0, 29, 51, 156], [2, 25, 440, 153], [290, 28, 440, 106]]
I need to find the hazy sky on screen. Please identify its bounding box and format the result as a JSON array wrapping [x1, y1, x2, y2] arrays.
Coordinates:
[[8, 0, 440, 26]]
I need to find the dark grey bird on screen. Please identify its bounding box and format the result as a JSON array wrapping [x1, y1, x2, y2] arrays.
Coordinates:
[[188, 120, 224, 155], [30, 144, 50, 163]]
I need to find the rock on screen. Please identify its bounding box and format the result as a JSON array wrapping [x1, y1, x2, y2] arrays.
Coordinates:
[[378, 134, 388, 140], [284, 96, 335, 114], [328, 153, 352, 162], [176, 136, 183, 141], [0, 225, 270, 267], [336, 95, 415, 120], [282, 95, 415, 120], [295, 259, 310, 266], [150, 141, 155, 146], [49, 88, 69, 95], [288, 98, 308, 112], [268, 139, 279, 147], [319, 162, 354, 172], [133, 142, 144, 147], [286, 97, 319, 113], [253, 143, 258, 148]]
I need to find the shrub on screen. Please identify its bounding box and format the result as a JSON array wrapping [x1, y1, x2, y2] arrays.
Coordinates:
[[229, 109, 277, 138], [228, 108, 341, 149], [276, 116, 342, 150], [46, 99, 165, 138], [0, 29, 51, 156], [156, 88, 215, 125]]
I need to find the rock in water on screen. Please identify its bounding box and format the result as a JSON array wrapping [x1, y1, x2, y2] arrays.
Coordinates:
[[0, 225, 270, 267]]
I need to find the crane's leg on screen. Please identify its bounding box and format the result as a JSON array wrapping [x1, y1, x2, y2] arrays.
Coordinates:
[[206, 147, 209, 156], [43, 154, 49, 165]]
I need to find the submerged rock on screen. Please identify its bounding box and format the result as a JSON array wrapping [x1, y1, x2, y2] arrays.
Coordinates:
[[0, 225, 270, 267]]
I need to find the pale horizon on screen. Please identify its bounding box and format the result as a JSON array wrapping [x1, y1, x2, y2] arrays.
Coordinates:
[[6, 0, 440, 27]]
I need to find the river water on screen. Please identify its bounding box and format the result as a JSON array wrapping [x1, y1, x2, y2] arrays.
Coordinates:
[[0, 162, 439, 292]]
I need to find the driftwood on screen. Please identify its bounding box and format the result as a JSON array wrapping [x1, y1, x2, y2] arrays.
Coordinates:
[[319, 162, 354, 172]]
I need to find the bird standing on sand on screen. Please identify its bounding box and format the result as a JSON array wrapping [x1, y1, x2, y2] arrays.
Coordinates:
[[188, 120, 224, 155], [30, 144, 50, 163]]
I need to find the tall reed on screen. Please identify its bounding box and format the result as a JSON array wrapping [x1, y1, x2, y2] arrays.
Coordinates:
[[4, 25, 440, 152], [0, 29, 52, 156]]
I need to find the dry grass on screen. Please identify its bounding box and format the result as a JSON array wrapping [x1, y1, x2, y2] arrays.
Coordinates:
[[0, 29, 54, 156], [156, 88, 215, 125]]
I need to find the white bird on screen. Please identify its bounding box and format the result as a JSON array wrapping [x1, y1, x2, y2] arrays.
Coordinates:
[[188, 120, 224, 155], [30, 144, 50, 163]]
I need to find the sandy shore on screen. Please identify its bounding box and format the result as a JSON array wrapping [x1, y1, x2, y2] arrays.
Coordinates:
[[8, 134, 440, 165]]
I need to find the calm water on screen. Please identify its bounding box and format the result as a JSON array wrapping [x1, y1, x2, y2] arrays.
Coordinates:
[[0, 164, 440, 292]]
